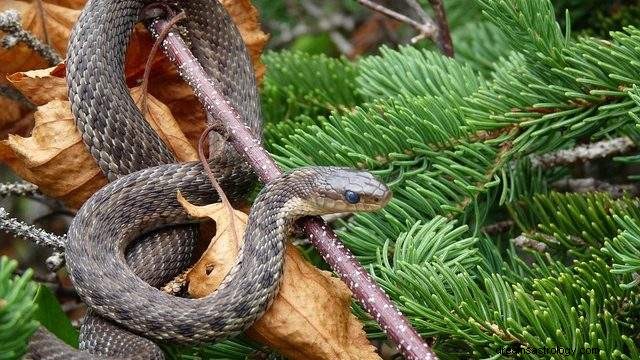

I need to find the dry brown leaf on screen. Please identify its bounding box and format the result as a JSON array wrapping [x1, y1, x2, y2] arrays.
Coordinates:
[[0, 88, 197, 208], [178, 197, 380, 360], [247, 246, 381, 360], [130, 86, 198, 162], [0, 99, 105, 208], [7, 63, 67, 105], [0, 96, 31, 137], [177, 193, 247, 297], [42, 0, 86, 10], [0, 1, 79, 78]]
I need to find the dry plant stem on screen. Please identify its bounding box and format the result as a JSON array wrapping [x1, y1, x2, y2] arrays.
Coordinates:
[[357, 0, 436, 38], [0, 181, 39, 197], [148, 16, 437, 360], [140, 10, 186, 115]]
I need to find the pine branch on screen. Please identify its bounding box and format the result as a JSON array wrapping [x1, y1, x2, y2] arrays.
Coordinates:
[[0, 208, 65, 251], [0, 257, 38, 359], [145, 12, 435, 360], [0, 10, 61, 65]]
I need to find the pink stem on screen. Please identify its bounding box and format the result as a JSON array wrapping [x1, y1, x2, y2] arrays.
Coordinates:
[[148, 17, 437, 360]]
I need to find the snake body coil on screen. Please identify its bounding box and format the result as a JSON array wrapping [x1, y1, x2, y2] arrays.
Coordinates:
[[27, 1, 391, 359]]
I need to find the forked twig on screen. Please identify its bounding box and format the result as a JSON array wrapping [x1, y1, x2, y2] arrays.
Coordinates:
[[146, 12, 436, 360], [356, 0, 453, 57]]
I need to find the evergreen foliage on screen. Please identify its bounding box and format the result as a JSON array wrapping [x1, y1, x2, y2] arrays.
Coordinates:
[[258, 0, 640, 357], [0, 256, 38, 359]]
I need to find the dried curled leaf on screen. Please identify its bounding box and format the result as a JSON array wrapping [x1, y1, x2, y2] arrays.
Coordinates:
[[247, 246, 380, 360], [178, 197, 379, 360], [177, 192, 247, 297], [7, 63, 67, 105]]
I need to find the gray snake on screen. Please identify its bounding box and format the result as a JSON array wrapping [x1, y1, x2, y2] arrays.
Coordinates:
[[26, 0, 391, 359]]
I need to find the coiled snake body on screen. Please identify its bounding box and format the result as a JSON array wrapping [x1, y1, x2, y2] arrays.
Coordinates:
[[27, 0, 391, 359]]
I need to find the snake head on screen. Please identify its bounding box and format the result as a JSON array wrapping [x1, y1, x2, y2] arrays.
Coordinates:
[[289, 167, 392, 215]]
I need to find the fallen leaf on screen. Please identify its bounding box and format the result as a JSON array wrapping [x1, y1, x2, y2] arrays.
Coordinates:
[[0, 99, 105, 208], [7, 63, 67, 105], [178, 196, 380, 360], [0, 88, 197, 208], [0, 96, 32, 138], [130, 86, 197, 162], [177, 192, 247, 297], [247, 246, 380, 360]]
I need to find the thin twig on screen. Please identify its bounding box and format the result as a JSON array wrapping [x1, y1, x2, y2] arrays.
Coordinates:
[[482, 220, 514, 236], [0, 181, 39, 198], [140, 11, 186, 116], [0, 10, 61, 65], [356, 0, 454, 56], [357, 0, 437, 42], [426, 0, 454, 57], [198, 125, 241, 248], [512, 233, 548, 253], [299, 0, 354, 55], [146, 14, 436, 360], [551, 178, 639, 198], [0, 207, 65, 250], [530, 137, 636, 168]]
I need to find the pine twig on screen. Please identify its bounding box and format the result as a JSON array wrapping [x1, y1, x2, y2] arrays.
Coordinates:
[[146, 12, 436, 360], [0, 207, 65, 250], [482, 220, 514, 235], [512, 233, 548, 253], [552, 178, 639, 198], [0, 181, 39, 198], [530, 137, 636, 168], [0, 10, 62, 65]]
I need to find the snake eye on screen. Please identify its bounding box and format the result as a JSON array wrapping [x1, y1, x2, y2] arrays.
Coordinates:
[[344, 190, 360, 204]]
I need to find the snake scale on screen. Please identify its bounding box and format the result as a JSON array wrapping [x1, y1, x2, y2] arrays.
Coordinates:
[[26, 0, 391, 359]]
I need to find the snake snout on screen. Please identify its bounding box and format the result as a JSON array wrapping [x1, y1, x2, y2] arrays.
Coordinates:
[[308, 167, 393, 213]]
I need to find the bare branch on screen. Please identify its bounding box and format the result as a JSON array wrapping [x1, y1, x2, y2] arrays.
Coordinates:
[[356, 0, 453, 56], [270, 14, 354, 47], [512, 233, 548, 253], [146, 13, 436, 360], [482, 220, 514, 235], [426, 0, 454, 57], [551, 178, 639, 198], [299, 0, 354, 55], [0, 10, 62, 65], [357, 0, 437, 40], [530, 137, 636, 168], [0, 181, 39, 198], [0, 207, 65, 250]]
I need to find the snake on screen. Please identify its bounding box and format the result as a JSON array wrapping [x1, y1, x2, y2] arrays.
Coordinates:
[[26, 0, 392, 359]]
